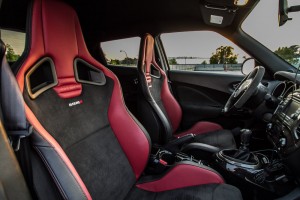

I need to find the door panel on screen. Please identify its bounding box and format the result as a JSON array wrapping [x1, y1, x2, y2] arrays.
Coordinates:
[[169, 70, 246, 129]]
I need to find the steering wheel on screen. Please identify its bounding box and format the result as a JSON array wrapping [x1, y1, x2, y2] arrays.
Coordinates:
[[224, 66, 265, 113]]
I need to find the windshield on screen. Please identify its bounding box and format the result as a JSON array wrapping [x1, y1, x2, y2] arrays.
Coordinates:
[[242, 0, 300, 67]]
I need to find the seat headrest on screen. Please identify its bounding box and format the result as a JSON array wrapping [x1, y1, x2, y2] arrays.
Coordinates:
[[17, 0, 93, 99], [140, 34, 163, 87], [141, 34, 155, 71]]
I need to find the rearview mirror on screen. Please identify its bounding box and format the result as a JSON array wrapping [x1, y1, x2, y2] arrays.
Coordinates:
[[234, 0, 248, 6], [278, 0, 300, 26], [241, 58, 255, 75]]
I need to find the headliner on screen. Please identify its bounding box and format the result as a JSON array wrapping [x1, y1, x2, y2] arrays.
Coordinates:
[[0, 0, 258, 49]]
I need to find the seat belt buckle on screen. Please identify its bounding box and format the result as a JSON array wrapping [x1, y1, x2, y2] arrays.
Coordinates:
[[12, 135, 26, 151], [9, 126, 33, 151]]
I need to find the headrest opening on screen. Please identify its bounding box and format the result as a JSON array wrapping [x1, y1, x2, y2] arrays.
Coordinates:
[[25, 57, 58, 99], [74, 58, 106, 86], [150, 64, 161, 79]]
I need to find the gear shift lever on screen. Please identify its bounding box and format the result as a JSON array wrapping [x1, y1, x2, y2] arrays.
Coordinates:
[[231, 129, 252, 161], [220, 129, 258, 164], [240, 129, 252, 150]]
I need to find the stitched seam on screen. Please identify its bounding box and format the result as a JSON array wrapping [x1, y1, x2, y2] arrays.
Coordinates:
[[65, 124, 110, 151]]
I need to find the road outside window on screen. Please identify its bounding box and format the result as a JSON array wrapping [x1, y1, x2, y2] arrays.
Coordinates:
[[161, 31, 250, 74]]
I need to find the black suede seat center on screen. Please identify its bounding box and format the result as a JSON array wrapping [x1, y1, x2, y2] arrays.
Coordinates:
[[24, 77, 136, 199]]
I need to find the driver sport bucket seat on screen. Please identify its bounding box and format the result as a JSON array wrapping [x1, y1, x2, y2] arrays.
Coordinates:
[[13, 0, 243, 199], [137, 34, 236, 149]]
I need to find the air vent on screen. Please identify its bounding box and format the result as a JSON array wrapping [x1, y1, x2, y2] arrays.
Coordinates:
[[74, 58, 106, 86], [25, 57, 58, 99]]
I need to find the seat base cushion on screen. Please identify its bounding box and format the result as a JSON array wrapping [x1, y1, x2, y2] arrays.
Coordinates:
[[194, 130, 236, 149], [126, 184, 242, 200]]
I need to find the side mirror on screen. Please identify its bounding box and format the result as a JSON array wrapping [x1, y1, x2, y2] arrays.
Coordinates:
[[241, 58, 255, 75]]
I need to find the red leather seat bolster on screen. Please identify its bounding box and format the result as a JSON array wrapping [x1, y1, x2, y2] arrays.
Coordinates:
[[79, 54, 151, 179], [156, 62, 182, 132], [136, 163, 224, 192], [175, 121, 223, 138]]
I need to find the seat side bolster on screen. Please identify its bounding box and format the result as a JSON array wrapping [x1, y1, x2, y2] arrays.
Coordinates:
[[136, 161, 224, 192], [25, 105, 92, 200]]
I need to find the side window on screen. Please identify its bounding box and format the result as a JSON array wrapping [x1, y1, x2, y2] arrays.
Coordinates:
[[0, 29, 26, 63], [161, 31, 250, 74], [101, 37, 140, 67]]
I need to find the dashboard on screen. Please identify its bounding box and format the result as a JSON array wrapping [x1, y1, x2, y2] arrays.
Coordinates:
[[268, 90, 300, 155], [259, 70, 300, 178]]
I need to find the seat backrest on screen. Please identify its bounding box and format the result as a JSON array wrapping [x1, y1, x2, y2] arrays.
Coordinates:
[[138, 34, 182, 143], [15, 0, 150, 199]]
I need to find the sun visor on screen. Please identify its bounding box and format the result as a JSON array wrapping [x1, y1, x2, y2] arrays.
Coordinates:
[[200, 0, 237, 27]]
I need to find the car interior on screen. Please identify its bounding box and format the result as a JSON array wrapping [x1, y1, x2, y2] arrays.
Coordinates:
[[0, 0, 300, 199]]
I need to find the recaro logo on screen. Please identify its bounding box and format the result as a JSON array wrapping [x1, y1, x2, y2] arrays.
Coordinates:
[[69, 100, 83, 107]]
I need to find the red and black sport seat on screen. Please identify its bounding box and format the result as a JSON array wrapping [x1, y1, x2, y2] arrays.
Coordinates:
[[137, 34, 236, 149], [14, 0, 242, 199]]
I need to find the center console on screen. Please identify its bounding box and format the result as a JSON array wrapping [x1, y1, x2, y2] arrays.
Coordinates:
[[210, 90, 300, 197], [214, 149, 291, 194], [213, 128, 295, 196], [267, 90, 300, 154]]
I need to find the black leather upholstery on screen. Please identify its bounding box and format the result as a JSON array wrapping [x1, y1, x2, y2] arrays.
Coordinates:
[[0, 40, 28, 137], [0, 39, 31, 200], [195, 129, 236, 150]]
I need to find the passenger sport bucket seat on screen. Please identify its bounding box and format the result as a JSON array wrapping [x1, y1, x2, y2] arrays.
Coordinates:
[[137, 34, 236, 149], [13, 0, 242, 199]]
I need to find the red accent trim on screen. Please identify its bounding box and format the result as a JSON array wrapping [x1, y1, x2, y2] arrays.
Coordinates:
[[175, 121, 223, 138], [136, 164, 224, 192], [53, 78, 82, 99], [25, 104, 92, 200], [159, 159, 168, 166], [159, 66, 182, 132]]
